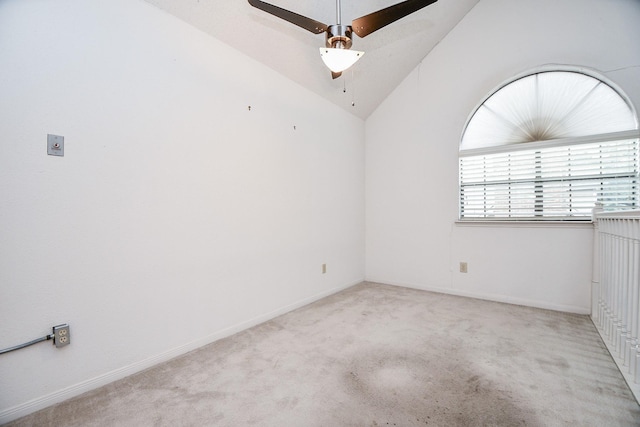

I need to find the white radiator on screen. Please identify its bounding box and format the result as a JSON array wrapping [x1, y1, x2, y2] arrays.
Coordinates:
[[592, 205, 640, 393]]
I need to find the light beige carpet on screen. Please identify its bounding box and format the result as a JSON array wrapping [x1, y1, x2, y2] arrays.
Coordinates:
[[7, 282, 640, 426]]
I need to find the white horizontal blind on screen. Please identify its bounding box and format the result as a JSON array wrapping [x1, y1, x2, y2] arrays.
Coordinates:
[[459, 138, 639, 220]]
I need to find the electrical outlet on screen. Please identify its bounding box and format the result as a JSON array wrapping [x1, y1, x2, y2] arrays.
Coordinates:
[[53, 324, 70, 348], [460, 262, 468, 273]]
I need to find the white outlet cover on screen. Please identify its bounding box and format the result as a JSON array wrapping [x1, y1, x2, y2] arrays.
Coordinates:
[[47, 134, 64, 156]]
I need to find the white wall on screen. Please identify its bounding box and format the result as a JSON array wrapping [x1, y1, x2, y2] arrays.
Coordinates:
[[0, 0, 364, 421], [366, 0, 640, 313]]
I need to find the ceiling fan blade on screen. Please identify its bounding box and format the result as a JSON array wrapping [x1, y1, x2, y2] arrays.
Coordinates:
[[352, 0, 438, 38], [331, 71, 342, 79], [248, 0, 328, 35]]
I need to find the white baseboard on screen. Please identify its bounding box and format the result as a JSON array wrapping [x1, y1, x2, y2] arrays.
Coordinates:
[[0, 279, 361, 425], [365, 278, 591, 315]]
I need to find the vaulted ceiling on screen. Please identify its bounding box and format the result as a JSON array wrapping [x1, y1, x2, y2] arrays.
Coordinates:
[[143, 0, 480, 119]]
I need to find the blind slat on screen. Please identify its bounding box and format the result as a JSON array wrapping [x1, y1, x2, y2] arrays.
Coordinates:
[[460, 139, 639, 220]]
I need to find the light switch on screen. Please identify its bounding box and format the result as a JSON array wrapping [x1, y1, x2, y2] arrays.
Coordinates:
[[47, 134, 64, 156]]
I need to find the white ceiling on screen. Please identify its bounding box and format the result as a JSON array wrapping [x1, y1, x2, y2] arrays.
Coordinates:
[[142, 0, 480, 119]]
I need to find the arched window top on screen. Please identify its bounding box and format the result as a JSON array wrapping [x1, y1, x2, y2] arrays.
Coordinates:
[[461, 71, 638, 151]]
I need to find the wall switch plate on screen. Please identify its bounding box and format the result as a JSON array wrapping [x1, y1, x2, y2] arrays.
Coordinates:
[[47, 134, 64, 156], [52, 324, 70, 348], [322, 263, 327, 274]]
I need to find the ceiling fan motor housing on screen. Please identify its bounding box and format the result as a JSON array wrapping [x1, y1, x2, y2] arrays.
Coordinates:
[[326, 24, 353, 49]]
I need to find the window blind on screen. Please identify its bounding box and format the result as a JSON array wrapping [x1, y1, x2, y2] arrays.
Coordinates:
[[459, 138, 639, 220]]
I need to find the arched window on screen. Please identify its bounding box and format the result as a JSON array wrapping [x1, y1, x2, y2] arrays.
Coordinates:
[[459, 70, 639, 220]]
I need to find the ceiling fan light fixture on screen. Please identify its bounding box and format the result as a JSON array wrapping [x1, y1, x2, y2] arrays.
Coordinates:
[[249, 0, 438, 77], [319, 48, 364, 73]]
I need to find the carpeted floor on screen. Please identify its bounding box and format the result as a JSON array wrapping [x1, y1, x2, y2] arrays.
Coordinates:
[[7, 282, 640, 426]]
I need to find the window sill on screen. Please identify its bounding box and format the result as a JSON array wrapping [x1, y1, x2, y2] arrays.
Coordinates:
[[455, 220, 594, 229]]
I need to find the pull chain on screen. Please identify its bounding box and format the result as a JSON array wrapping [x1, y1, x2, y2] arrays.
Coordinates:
[[351, 68, 356, 107]]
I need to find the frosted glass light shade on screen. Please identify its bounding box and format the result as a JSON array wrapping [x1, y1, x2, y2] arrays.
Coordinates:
[[319, 48, 364, 73]]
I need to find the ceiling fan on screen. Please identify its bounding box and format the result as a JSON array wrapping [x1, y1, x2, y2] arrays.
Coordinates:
[[248, 0, 438, 79]]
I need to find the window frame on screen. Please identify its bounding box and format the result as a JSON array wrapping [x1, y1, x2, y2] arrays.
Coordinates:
[[458, 68, 639, 222]]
